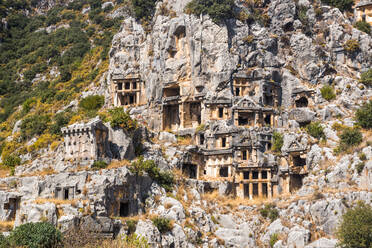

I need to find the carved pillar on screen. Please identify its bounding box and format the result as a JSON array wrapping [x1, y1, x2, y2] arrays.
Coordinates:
[[268, 170, 272, 199], [258, 171, 262, 197], [249, 182, 253, 200]]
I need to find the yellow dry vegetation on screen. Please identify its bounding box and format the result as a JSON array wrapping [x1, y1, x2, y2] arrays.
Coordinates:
[[107, 159, 131, 169], [0, 221, 14, 231]]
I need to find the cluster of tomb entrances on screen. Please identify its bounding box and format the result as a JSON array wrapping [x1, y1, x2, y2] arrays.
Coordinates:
[[109, 70, 313, 199]]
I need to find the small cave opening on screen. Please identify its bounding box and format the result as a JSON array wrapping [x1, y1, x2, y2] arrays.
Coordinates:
[[295, 97, 308, 108], [120, 202, 129, 217]]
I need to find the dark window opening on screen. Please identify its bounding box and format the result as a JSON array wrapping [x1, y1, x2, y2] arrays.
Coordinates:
[[238, 116, 248, 126], [243, 171, 250, 179], [64, 189, 69, 200], [118, 83, 123, 90], [244, 184, 249, 198], [264, 95, 274, 106], [120, 202, 129, 217], [218, 108, 224, 118], [129, 94, 135, 104], [164, 87, 180, 97], [262, 171, 268, 179], [4, 203, 9, 210], [132, 82, 137, 89], [76, 189, 81, 194], [252, 171, 259, 179], [293, 155, 306, 167], [253, 183, 259, 197], [221, 137, 226, 148], [295, 97, 308, 108], [299, 121, 310, 128], [220, 167, 228, 177], [199, 134, 205, 145], [242, 150, 248, 160], [290, 174, 303, 193], [182, 163, 197, 179], [264, 115, 271, 126], [235, 87, 240, 96], [125, 82, 130, 90], [262, 183, 268, 197]]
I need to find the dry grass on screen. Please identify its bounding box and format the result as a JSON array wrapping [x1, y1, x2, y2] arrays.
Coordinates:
[[21, 167, 56, 177], [202, 191, 273, 210], [177, 136, 192, 146], [0, 221, 14, 231], [34, 198, 87, 207], [107, 159, 130, 169], [0, 167, 11, 178]]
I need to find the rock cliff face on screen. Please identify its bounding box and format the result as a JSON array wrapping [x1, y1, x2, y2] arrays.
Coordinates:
[[1, 0, 372, 247]]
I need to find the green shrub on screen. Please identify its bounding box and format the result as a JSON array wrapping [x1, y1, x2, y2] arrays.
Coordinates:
[[109, 107, 138, 132], [359, 152, 367, 161], [344, 39, 360, 53], [321, 0, 354, 12], [306, 122, 325, 139], [0, 233, 9, 248], [3, 154, 21, 167], [339, 127, 363, 150], [91, 160, 108, 170], [8, 222, 62, 248], [79, 95, 104, 111], [20, 114, 50, 140], [126, 219, 138, 234], [132, 0, 157, 21], [185, 0, 235, 24], [320, 85, 336, 101], [360, 69, 372, 86], [337, 201, 372, 248], [50, 111, 72, 135], [152, 217, 173, 233], [356, 162, 365, 174], [130, 157, 174, 192], [260, 204, 279, 222], [269, 233, 279, 247], [356, 101, 372, 129], [272, 132, 283, 153], [355, 21, 371, 34]]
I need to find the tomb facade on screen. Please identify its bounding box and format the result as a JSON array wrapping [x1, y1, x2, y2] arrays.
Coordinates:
[[112, 74, 146, 107], [61, 118, 111, 161]]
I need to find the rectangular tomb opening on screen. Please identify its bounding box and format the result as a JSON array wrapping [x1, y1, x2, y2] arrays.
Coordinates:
[[163, 86, 180, 98], [262, 183, 268, 198], [220, 167, 228, 177], [253, 183, 259, 197], [182, 163, 197, 179], [290, 174, 303, 192], [244, 184, 249, 198], [238, 112, 255, 126], [243, 171, 250, 179], [163, 104, 180, 130], [120, 202, 130, 217], [292, 155, 306, 167]]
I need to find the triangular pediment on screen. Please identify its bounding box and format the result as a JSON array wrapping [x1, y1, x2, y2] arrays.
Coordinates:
[[234, 97, 260, 109]]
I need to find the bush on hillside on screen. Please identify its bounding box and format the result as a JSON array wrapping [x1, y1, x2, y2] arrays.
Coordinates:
[[272, 132, 283, 153], [355, 21, 371, 34], [50, 111, 72, 135], [8, 222, 62, 248], [321, 0, 354, 12], [130, 157, 174, 192], [0, 233, 9, 248], [152, 217, 173, 233], [20, 114, 50, 140], [260, 204, 279, 222], [344, 39, 360, 53], [185, 0, 235, 24], [79, 95, 104, 111], [356, 101, 372, 129], [131, 0, 157, 21], [91, 160, 108, 170], [320, 85, 336, 101], [340, 127, 363, 148], [360, 69, 372, 86], [109, 107, 138, 132], [337, 201, 372, 248], [3, 154, 21, 167], [306, 122, 325, 139]]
